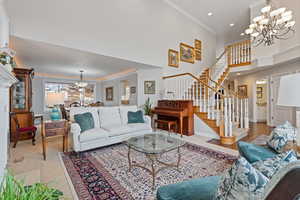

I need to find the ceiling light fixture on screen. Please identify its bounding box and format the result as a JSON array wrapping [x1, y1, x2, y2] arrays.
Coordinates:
[[245, 0, 295, 46], [230, 23, 235, 27], [75, 70, 88, 88], [240, 33, 245, 36], [208, 12, 213, 16], [237, 73, 241, 76]]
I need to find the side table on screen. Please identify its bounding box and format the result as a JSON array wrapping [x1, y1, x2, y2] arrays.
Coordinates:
[[41, 119, 69, 160]]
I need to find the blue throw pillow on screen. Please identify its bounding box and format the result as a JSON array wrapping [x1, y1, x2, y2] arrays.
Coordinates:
[[267, 121, 296, 153], [215, 157, 269, 200], [128, 110, 145, 123], [74, 112, 95, 133], [252, 150, 297, 179]]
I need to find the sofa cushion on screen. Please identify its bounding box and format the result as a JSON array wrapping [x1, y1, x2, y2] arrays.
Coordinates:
[[215, 157, 269, 200], [99, 106, 122, 127], [79, 128, 109, 142], [103, 125, 133, 137], [237, 141, 277, 163], [157, 176, 220, 200], [74, 112, 95, 133], [127, 123, 151, 132], [252, 150, 297, 179], [128, 110, 144, 124], [70, 107, 100, 128], [119, 105, 138, 125], [267, 121, 296, 153]]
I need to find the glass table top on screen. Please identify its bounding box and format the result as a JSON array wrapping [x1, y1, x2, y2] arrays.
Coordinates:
[[125, 133, 186, 154]]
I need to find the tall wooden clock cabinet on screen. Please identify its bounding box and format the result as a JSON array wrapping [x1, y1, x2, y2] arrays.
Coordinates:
[[10, 68, 34, 142]]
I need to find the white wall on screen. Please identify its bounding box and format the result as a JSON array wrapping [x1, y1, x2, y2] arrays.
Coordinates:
[[32, 76, 100, 114], [7, 0, 216, 74], [101, 73, 137, 106]]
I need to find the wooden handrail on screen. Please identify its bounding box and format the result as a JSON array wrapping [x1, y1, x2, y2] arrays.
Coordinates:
[[208, 77, 245, 99], [163, 73, 227, 98]]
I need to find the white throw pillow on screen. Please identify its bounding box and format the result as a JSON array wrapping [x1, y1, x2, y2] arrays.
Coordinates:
[[99, 106, 122, 128]]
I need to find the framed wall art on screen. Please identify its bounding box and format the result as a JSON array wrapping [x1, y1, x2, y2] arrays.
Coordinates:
[[180, 43, 195, 64], [105, 87, 113, 101], [130, 86, 136, 94], [144, 81, 155, 94], [238, 85, 248, 97], [168, 49, 179, 67], [195, 50, 202, 61], [195, 39, 202, 50]]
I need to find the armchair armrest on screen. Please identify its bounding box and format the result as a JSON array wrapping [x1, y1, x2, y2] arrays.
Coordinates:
[[71, 123, 81, 152]]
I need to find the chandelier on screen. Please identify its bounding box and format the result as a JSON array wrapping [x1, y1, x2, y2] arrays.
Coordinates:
[[245, 0, 295, 46], [75, 70, 88, 88]]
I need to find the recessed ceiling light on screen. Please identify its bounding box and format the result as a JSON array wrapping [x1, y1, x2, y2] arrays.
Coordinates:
[[230, 23, 235, 27], [208, 12, 213, 16], [240, 33, 245, 36], [237, 73, 241, 76]]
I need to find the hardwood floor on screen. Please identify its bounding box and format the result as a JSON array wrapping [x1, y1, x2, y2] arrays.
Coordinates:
[[208, 122, 274, 150]]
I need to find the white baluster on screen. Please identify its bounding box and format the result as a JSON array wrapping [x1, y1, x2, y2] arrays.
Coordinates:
[[240, 98, 244, 128], [228, 98, 233, 137], [199, 83, 203, 112], [245, 98, 249, 129], [224, 98, 228, 137]]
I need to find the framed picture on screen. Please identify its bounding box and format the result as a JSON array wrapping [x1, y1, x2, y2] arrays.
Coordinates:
[[238, 85, 248, 97], [168, 49, 179, 67], [195, 39, 202, 50], [257, 87, 263, 99], [195, 50, 202, 61], [144, 81, 155, 94], [180, 43, 195, 64], [130, 86, 136, 94], [106, 87, 113, 101]]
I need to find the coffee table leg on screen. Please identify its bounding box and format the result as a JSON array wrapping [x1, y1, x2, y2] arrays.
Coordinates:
[[148, 154, 156, 188], [128, 146, 132, 172], [176, 147, 181, 170]]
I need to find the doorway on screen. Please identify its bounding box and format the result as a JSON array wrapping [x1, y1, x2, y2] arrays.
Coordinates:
[[255, 79, 268, 124]]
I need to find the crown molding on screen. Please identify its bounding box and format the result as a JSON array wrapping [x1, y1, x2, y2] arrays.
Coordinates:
[[163, 0, 216, 35]]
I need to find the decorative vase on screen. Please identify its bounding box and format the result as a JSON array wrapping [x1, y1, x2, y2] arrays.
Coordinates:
[[50, 107, 61, 121], [3, 64, 12, 72]]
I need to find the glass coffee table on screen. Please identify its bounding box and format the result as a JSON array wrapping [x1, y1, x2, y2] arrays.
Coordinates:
[[125, 133, 186, 188]]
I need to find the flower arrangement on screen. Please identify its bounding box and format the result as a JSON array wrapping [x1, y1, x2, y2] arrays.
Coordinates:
[[0, 47, 16, 68]]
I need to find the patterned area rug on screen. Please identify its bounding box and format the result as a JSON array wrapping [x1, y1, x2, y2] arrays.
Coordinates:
[[60, 143, 237, 200]]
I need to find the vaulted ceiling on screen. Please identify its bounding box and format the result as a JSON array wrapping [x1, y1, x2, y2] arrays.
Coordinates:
[[168, 0, 262, 44]]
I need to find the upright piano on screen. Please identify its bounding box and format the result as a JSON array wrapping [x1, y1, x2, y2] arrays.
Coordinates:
[[152, 100, 194, 136]]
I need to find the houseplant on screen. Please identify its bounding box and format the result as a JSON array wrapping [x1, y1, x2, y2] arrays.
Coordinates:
[[143, 97, 152, 116], [0, 47, 16, 72], [0, 172, 63, 200]]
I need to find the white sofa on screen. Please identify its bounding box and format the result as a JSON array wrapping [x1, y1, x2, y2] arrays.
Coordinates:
[[70, 106, 152, 152]]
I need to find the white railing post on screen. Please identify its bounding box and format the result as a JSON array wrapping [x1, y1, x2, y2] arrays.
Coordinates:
[[224, 98, 228, 137], [245, 98, 249, 129], [228, 98, 233, 137]]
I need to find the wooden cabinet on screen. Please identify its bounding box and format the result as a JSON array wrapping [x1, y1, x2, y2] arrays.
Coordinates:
[[10, 68, 34, 141]]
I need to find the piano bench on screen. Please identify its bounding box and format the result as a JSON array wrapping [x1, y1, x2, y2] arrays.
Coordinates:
[[154, 119, 178, 134]]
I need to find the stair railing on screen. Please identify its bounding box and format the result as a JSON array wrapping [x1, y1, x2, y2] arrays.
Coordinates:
[[163, 73, 236, 140], [227, 40, 251, 67]]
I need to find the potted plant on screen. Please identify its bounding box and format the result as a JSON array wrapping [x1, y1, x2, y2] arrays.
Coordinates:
[[0, 172, 63, 200], [0, 47, 16, 72], [143, 97, 152, 116]]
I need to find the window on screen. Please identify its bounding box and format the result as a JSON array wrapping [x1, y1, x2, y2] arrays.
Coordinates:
[[45, 82, 95, 107]]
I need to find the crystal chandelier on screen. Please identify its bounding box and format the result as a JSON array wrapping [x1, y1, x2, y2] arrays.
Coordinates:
[[75, 70, 88, 88], [245, 0, 295, 46]]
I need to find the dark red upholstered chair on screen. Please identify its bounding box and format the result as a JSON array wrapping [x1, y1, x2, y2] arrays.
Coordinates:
[[11, 112, 37, 148]]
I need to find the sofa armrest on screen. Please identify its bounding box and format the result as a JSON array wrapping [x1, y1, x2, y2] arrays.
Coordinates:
[[143, 115, 152, 127], [264, 161, 300, 200], [71, 123, 81, 152]]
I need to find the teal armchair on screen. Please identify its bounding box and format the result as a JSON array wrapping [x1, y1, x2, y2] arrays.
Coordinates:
[[157, 176, 220, 200]]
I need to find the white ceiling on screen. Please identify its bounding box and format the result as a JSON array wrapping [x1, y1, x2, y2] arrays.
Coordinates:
[[11, 37, 157, 79], [168, 0, 261, 44]]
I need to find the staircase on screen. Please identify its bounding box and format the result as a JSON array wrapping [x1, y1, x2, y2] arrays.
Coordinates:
[[163, 40, 251, 145]]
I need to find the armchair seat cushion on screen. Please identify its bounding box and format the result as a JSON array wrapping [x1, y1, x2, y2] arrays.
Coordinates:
[[237, 141, 277, 163], [18, 126, 37, 132], [157, 176, 220, 200]]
